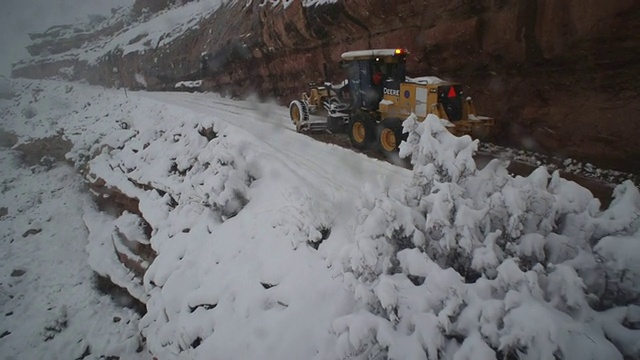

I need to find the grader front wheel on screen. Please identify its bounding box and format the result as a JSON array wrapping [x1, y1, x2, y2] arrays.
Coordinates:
[[289, 100, 308, 133]]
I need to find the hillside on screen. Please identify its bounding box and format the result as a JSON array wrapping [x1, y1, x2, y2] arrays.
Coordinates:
[[10, 0, 640, 175]]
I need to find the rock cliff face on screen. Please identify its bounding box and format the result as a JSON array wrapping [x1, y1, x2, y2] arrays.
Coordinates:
[[12, 0, 640, 173]]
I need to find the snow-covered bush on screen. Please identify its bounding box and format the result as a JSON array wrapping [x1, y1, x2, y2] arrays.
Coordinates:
[[87, 118, 255, 223], [184, 130, 254, 220], [342, 180, 424, 283], [272, 190, 336, 250], [335, 115, 640, 359], [593, 211, 640, 307]]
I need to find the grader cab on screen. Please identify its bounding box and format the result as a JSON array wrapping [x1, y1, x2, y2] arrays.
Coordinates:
[[289, 48, 494, 153]]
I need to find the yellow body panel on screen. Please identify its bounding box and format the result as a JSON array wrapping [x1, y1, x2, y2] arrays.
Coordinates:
[[379, 83, 445, 122], [378, 82, 494, 137]]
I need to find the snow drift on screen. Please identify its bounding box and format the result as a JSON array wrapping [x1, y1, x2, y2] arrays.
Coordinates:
[[79, 88, 640, 358], [1, 79, 638, 359], [334, 114, 640, 359]]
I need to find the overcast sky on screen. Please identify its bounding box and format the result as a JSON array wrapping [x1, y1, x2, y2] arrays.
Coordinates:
[[0, 0, 134, 77]]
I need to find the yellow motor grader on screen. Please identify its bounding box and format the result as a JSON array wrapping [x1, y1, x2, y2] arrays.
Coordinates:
[[289, 48, 494, 153]]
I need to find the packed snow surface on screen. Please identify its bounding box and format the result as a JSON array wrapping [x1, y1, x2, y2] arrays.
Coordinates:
[[1, 79, 639, 359]]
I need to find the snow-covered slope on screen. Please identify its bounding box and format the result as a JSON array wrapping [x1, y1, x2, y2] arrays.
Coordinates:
[[0, 0, 134, 77], [0, 85, 143, 358], [7, 0, 343, 75], [1, 79, 639, 359]]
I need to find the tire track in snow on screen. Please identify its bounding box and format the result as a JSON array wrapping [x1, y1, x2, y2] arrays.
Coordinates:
[[149, 94, 348, 195], [138, 92, 408, 200]]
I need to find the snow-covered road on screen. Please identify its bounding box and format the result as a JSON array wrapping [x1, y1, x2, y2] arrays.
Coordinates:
[[144, 91, 628, 208], [140, 91, 410, 194]]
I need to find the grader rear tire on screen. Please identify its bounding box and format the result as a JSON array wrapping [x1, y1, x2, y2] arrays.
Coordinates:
[[377, 119, 404, 154], [471, 124, 492, 142]]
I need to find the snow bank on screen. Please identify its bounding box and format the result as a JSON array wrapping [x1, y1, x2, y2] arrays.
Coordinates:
[[88, 100, 638, 359], [175, 80, 203, 90], [4, 79, 638, 359], [66, 83, 355, 359], [334, 114, 640, 359]]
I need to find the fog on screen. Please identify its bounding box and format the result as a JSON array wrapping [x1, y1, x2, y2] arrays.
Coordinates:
[[0, 0, 133, 77]]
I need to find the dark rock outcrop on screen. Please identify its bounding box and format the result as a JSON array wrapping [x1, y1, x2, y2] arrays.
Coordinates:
[[12, 0, 640, 173]]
